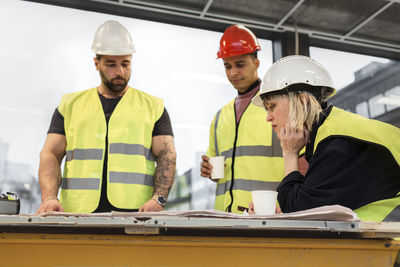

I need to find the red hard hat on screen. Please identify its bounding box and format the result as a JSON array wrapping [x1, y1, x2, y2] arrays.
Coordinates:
[[217, 25, 261, 59]]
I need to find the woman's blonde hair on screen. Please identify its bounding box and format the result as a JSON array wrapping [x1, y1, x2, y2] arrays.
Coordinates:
[[263, 91, 322, 131]]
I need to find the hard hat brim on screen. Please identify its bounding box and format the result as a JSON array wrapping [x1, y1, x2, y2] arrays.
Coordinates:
[[251, 94, 264, 108], [92, 49, 136, 56]]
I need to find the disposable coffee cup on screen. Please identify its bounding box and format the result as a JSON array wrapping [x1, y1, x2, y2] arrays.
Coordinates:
[[208, 156, 225, 179], [251, 190, 278, 215]]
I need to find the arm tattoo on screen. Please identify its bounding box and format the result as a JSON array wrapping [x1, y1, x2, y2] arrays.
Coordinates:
[[153, 137, 176, 198]]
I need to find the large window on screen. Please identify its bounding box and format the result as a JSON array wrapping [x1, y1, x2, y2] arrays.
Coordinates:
[[310, 47, 399, 122], [0, 0, 272, 213], [310, 47, 390, 90]]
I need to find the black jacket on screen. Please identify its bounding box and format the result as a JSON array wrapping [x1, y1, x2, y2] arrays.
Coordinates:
[[277, 106, 400, 213]]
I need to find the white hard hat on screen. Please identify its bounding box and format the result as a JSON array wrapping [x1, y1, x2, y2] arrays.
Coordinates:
[[92, 20, 136, 55], [252, 55, 336, 107]]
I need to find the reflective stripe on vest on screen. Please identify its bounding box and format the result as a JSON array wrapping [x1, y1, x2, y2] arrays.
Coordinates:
[[109, 143, 156, 161], [216, 179, 281, 196], [58, 87, 163, 213], [316, 107, 400, 222], [109, 171, 154, 186], [207, 94, 285, 214], [66, 148, 103, 161], [61, 178, 101, 190], [60, 172, 156, 197], [221, 144, 283, 158]]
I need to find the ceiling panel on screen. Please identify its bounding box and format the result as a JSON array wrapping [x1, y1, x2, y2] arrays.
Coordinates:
[[139, 0, 209, 12], [209, 0, 298, 24], [290, 0, 386, 34], [354, 5, 400, 44]]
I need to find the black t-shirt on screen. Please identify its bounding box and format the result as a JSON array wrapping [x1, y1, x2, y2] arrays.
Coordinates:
[[48, 93, 174, 212]]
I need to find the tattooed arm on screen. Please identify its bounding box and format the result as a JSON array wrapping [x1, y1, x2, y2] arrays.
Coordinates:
[[139, 135, 176, 212]]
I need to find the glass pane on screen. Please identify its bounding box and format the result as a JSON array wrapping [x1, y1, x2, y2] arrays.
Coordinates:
[[355, 101, 369, 118], [368, 94, 385, 118], [384, 86, 400, 112]]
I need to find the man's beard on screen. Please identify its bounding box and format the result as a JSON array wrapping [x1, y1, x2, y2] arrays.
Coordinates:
[[100, 70, 130, 93]]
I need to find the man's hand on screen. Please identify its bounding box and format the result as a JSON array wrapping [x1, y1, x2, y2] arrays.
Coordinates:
[[200, 155, 212, 178], [139, 199, 164, 212], [36, 199, 64, 214]]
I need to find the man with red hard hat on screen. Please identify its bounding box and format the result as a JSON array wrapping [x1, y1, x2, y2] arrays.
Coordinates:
[[200, 25, 284, 214]]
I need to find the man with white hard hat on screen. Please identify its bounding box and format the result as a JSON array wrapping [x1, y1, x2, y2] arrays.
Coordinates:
[[36, 20, 176, 213], [200, 25, 284, 214]]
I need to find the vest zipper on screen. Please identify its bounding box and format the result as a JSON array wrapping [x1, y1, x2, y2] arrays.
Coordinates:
[[227, 117, 239, 212], [226, 86, 260, 212]]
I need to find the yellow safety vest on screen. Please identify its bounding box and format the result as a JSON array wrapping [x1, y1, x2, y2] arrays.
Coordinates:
[[207, 96, 284, 214], [58, 87, 164, 213], [314, 106, 400, 222]]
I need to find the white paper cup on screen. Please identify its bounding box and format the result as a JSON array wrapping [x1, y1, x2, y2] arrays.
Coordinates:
[[208, 156, 225, 179], [251, 190, 278, 215]]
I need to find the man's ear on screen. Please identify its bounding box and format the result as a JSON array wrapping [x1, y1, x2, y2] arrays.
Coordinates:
[[254, 58, 260, 68], [94, 57, 100, 71]]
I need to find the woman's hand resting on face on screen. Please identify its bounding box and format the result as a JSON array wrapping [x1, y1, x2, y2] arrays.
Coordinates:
[[277, 124, 310, 156]]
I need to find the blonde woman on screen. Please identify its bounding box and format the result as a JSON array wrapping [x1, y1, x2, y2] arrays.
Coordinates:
[[251, 55, 400, 222]]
